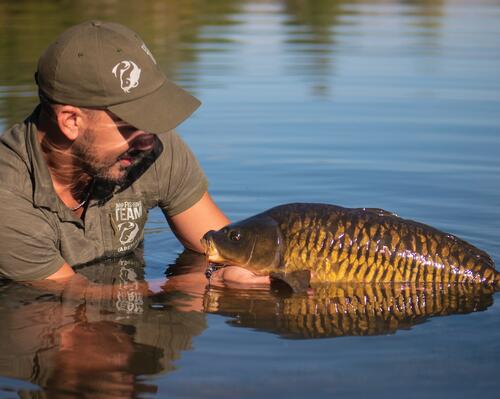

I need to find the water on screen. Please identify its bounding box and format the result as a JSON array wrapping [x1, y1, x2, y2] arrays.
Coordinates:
[[1, 0, 500, 397]]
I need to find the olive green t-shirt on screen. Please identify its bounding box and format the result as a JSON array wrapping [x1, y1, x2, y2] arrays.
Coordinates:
[[0, 107, 208, 281]]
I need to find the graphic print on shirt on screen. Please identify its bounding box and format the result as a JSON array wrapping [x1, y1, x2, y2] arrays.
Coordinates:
[[113, 200, 146, 253]]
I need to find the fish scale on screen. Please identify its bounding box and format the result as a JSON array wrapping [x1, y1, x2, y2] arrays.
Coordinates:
[[271, 204, 498, 285], [203, 203, 499, 288]]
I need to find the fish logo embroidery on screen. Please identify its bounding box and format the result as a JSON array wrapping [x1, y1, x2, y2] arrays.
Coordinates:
[[112, 60, 141, 93], [114, 201, 144, 252], [118, 221, 140, 245]]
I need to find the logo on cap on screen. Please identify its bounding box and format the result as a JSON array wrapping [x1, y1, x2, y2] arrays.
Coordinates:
[[112, 60, 142, 93]]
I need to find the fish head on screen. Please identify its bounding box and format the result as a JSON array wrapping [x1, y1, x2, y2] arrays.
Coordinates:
[[201, 214, 283, 275]]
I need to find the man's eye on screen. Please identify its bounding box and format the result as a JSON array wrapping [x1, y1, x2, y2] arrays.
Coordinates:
[[229, 231, 241, 241]]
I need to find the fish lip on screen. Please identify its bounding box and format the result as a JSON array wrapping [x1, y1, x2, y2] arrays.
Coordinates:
[[200, 234, 225, 263]]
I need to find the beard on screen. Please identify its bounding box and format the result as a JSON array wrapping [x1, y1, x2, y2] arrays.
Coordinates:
[[71, 130, 146, 187], [71, 137, 124, 186], [70, 126, 156, 202]]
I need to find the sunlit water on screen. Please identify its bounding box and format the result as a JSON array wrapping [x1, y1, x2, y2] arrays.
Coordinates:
[[1, 0, 500, 398]]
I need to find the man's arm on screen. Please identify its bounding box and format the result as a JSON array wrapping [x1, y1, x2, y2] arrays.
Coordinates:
[[168, 191, 230, 252], [168, 192, 270, 285], [46, 192, 227, 280], [47, 192, 269, 285]]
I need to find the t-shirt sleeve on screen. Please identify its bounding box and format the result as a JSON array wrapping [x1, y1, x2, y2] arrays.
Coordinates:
[[0, 188, 65, 281], [156, 130, 208, 217]]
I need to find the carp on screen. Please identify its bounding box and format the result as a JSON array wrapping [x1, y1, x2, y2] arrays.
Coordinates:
[[201, 203, 499, 291]]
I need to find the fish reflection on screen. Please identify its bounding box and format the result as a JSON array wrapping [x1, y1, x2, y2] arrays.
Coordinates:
[[0, 250, 497, 397], [0, 253, 207, 398], [168, 250, 496, 339], [204, 283, 495, 339]]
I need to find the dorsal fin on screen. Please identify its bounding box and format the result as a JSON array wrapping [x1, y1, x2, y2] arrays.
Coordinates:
[[356, 207, 399, 218]]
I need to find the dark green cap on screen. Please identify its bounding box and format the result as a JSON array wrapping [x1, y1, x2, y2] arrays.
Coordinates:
[[35, 20, 201, 134]]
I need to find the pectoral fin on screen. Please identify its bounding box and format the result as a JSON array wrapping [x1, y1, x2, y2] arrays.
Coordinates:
[[270, 270, 311, 293]]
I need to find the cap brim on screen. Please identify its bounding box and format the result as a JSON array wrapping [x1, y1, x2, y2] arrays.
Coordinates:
[[108, 79, 201, 134]]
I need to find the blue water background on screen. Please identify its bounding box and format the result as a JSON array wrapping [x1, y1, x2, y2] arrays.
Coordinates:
[[1, 0, 499, 397]]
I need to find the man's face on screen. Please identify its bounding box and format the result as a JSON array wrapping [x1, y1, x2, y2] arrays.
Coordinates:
[[72, 110, 156, 184]]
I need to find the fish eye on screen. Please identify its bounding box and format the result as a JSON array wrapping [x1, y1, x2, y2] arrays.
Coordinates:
[[229, 230, 241, 241]]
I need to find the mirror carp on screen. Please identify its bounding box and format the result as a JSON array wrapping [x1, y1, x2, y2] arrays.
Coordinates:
[[201, 203, 499, 291]]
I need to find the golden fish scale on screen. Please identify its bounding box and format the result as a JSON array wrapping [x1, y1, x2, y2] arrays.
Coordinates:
[[279, 284, 493, 338], [204, 283, 494, 338], [270, 204, 497, 285]]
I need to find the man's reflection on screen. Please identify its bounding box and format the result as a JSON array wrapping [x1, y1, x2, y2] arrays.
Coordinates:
[[46, 321, 140, 399], [0, 249, 497, 397], [0, 252, 207, 398]]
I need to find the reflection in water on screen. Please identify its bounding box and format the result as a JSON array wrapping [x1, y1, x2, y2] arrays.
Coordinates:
[[0, 0, 244, 128], [0, 250, 497, 396], [169, 251, 496, 340], [0, 0, 452, 127], [282, 0, 345, 98], [281, 0, 446, 98], [204, 283, 494, 339], [0, 253, 207, 398]]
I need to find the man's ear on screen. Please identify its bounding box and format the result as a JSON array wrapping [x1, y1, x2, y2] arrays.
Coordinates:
[[55, 105, 85, 141]]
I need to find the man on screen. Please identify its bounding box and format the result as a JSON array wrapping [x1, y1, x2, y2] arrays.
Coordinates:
[[0, 20, 269, 285]]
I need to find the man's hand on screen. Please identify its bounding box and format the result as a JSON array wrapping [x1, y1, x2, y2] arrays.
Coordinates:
[[209, 266, 271, 287]]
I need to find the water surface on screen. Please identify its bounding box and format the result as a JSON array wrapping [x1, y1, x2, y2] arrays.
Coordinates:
[[1, 0, 500, 398]]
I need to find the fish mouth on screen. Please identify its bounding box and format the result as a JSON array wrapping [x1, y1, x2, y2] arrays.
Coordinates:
[[201, 234, 229, 279], [200, 234, 226, 263]]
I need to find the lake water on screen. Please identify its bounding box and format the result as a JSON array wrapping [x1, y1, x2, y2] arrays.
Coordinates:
[[1, 0, 500, 398]]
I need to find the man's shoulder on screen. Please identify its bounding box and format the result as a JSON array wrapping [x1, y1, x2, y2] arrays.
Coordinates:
[[0, 119, 29, 157], [0, 120, 32, 192], [155, 129, 199, 162], [155, 129, 176, 149]]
